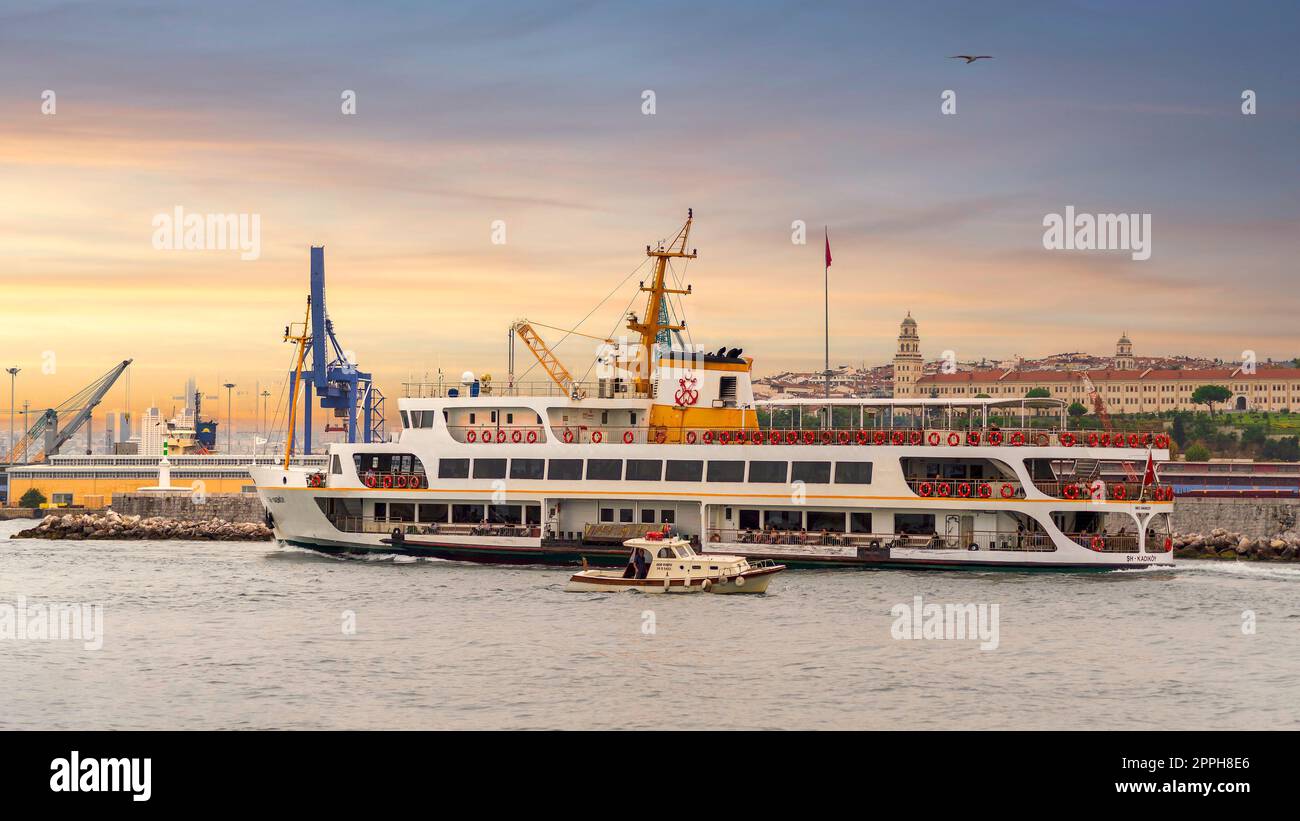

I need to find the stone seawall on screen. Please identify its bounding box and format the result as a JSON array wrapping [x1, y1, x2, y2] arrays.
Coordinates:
[[110, 493, 268, 525], [1170, 497, 1300, 538]]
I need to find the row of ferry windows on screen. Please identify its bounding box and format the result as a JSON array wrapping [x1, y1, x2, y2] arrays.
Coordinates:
[[435, 458, 872, 484]]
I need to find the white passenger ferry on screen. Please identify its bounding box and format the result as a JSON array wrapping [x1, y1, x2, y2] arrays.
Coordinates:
[[251, 213, 1175, 571]]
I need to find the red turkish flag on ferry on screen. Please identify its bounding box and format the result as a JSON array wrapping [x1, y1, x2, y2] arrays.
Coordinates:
[[825, 229, 832, 268], [1142, 450, 1156, 489]]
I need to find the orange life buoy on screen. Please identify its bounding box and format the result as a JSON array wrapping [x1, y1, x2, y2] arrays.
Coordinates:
[[719, 431, 732, 445], [1000, 483, 1015, 498], [466, 430, 477, 443], [873, 431, 886, 446], [1091, 535, 1105, 551], [937, 482, 952, 497], [496, 430, 507, 443], [1060, 432, 1075, 447], [785, 431, 798, 445], [909, 430, 923, 446], [1154, 433, 1169, 449], [482, 433, 493, 445], [1112, 483, 1127, 500], [409, 474, 422, 489], [1010, 431, 1025, 447], [686, 430, 697, 444], [623, 430, 634, 444], [839, 430, 851, 445], [563, 429, 574, 443], [856, 430, 869, 445], [892, 431, 906, 446], [988, 430, 1003, 446], [1087, 432, 1099, 447], [592, 430, 604, 444], [947, 432, 960, 447], [527, 430, 538, 443], [1099, 433, 1110, 447], [512, 430, 522, 443], [819, 430, 832, 445], [928, 431, 941, 446], [365, 473, 376, 488], [382, 474, 393, 489], [803, 431, 816, 445], [702, 430, 714, 444], [978, 483, 991, 498], [919, 482, 934, 497], [967, 431, 981, 446], [395, 474, 407, 489], [957, 482, 972, 497], [654, 429, 667, 444], [1063, 483, 1079, 499]]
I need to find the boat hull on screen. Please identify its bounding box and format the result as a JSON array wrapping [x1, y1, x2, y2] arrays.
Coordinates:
[[565, 565, 782, 593]]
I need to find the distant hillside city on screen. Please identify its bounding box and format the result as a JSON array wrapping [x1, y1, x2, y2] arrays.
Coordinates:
[[756, 314, 1300, 415]]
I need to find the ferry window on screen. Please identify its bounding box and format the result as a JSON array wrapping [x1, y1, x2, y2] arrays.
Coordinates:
[[739, 509, 760, 530], [374, 502, 387, 519], [548, 459, 583, 480], [473, 459, 507, 479], [835, 462, 873, 484], [850, 512, 873, 533], [807, 511, 845, 532], [641, 509, 656, 524], [510, 458, 545, 480], [469, 413, 476, 425], [418, 504, 448, 523], [630, 412, 637, 425], [507, 413, 514, 424], [620, 509, 634, 523], [600, 508, 614, 522], [625, 459, 663, 481], [438, 459, 470, 479], [661, 510, 675, 524], [452, 503, 486, 523], [896, 513, 936, 535], [389, 503, 415, 522], [420, 413, 436, 429], [748, 461, 788, 483], [400, 411, 410, 428], [586, 459, 623, 481], [488, 504, 522, 524], [536, 414, 542, 424], [601, 411, 609, 424], [526, 506, 541, 525], [665, 460, 703, 481], [331, 455, 342, 475], [706, 461, 744, 483], [491, 411, 498, 423], [791, 461, 831, 484], [764, 509, 801, 530]]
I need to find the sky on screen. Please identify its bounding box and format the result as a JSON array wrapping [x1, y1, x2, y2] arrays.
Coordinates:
[[1, 0, 1297, 434]]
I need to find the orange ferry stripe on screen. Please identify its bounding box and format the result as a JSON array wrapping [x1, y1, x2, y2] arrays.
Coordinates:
[[268, 486, 1172, 504]]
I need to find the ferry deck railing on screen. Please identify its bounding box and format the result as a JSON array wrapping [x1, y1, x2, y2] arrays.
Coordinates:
[[904, 478, 1173, 502], [327, 515, 540, 538]]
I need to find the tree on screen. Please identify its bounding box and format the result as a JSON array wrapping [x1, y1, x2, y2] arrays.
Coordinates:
[[1184, 443, 1210, 462], [1241, 423, 1268, 448], [975, 392, 990, 398], [1191, 384, 1232, 415], [1026, 387, 1050, 398], [1068, 402, 1087, 418], [18, 488, 46, 508], [1171, 413, 1188, 449]]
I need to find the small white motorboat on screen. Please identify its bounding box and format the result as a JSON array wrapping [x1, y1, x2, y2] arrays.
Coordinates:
[[566, 532, 784, 594]]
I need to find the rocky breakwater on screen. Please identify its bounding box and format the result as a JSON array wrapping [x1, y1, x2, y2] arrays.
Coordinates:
[[13, 510, 272, 541], [1173, 528, 1300, 561]]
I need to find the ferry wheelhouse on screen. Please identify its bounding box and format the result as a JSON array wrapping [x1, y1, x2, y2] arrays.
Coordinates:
[[251, 213, 1175, 570]]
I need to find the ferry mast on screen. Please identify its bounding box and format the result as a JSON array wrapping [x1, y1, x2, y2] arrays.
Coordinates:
[[626, 209, 695, 395]]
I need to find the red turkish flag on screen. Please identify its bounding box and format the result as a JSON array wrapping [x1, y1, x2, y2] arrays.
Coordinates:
[[1142, 450, 1156, 488], [825, 229, 832, 268]]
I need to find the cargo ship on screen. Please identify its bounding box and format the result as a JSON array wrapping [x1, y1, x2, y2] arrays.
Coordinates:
[[251, 212, 1176, 570]]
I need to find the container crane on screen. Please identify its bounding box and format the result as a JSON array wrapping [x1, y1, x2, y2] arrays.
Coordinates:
[[4, 359, 132, 464]]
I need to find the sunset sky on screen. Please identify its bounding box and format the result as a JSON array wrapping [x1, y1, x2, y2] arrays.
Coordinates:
[[2, 1, 1297, 433]]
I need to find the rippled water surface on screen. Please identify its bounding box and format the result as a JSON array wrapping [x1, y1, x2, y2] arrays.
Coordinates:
[[2, 518, 1297, 730]]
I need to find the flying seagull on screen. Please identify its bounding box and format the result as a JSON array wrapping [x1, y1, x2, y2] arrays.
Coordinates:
[[949, 55, 993, 63]]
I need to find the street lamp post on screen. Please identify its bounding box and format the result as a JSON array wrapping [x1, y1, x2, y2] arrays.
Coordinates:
[[5, 367, 19, 464], [223, 383, 236, 453]]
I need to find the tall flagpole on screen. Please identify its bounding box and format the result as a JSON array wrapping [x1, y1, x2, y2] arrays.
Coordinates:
[[823, 227, 831, 411]]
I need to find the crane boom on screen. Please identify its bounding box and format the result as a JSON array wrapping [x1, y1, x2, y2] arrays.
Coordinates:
[[1081, 372, 1113, 434], [512, 321, 584, 398], [5, 359, 133, 463]]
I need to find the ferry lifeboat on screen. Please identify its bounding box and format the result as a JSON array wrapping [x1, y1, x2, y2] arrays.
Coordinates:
[[566, 532, 784, 594]]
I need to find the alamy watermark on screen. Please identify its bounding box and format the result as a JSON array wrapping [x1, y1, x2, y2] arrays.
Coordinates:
[[890, 594, 999, 650], [1042, 205, 1151, 261], [0, 595, 104, 650], [151, 206, 261, 260]]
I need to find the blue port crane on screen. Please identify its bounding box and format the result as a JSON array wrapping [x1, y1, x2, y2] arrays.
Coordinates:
[[286, 247, 384, 453]]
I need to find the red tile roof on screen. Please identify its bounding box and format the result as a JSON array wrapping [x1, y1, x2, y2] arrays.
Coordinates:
[[919, 367, 1300, 384]]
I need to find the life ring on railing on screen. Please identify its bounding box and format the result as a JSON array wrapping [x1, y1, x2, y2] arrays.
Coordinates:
[[1099, 433, 1110, 447], [786, 431, 798, 445], [803, 431, 816, 445], [466, 430, 477, 443], [652, 429, 665, 444], [394, 474, 407, 489], [967, 431, 981, 446], [563, 429, 575, 443], [1063, 483, 1079, 499], [1127, 433, 1140, 448], [496, 430, 507, 443], [988, 430, 1003, 446], [1163, 536, 1173, 552], [623, 431, 634, 444], [512, 430, 522, 443], [1060, 432, 1075, 447], [527, 430, 538, 443], [957, 482, 972, 498], [892, 431, 906, 446], [482, 433, 494, 445], [1091, 535, 1105, 551], [591, 431, 604, 444], [873, 431, 886, 446], [947, 432, 961, 447], [978, 483, 992, 498], [928, 431, 941, 446], [909, 430, 923, 446], [1154, 433, 1169, 449], [1033, 432, 1049, 447], [856, 430, 870, 445], [364, 473, 377, 488], [821, 430, 833, 445], [937, 482, 952, 497], [1112, 483, 1127, 500], [409, 475, 422, 489], [686, 431, 697, 444], [1086, 432, 1099, 447], [382, 474, 393, 489], [919, 482, 934, 497], [1000, 483, 1015, 498], [839, 430, 851, 445], [1010, 431, 1025, 447], [719, 431, 732, 445], [702, 430, 715, 444]]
